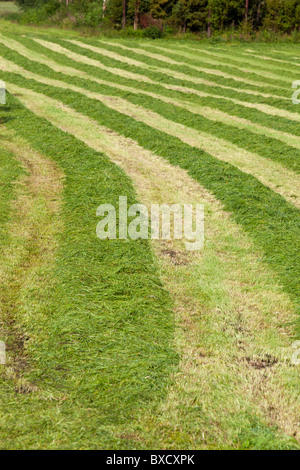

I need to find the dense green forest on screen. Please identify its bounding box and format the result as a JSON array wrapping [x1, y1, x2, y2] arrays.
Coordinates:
[[7, 0, 300, 37]]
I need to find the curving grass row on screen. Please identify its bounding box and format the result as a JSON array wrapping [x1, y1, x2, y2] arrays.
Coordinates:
[[0, 143, 23, 245], [22, 34, 300, 118], [61, 37, 291, 90], [55, 37, 300, 114], [3, 72, 299, 328], [218, 47, 300, 68], [3, 33, 299, 125], [139, 42, 300, 83], [47, 36, 291, 95], [13, 32, 290, 99], [104, 40, 293, 87], [1, 42, 300, 174], [0, 91, 178, 449]]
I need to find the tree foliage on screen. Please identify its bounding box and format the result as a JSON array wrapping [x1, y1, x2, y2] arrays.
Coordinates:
[[13, 0, 300, 33]]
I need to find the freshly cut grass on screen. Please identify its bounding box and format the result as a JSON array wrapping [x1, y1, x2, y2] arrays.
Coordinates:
[[3, 74, 299, 328], [1, 45, 299, 178], [1, 49, 300, 154], [239, 49, 300, 67], [6, 85, 299, 449], [4, 74, 299, 208], [101, 40, 293, 88], [144, 43, 295, 84], [42, 38, 291, 101], [28, 36, 300, 123], [2, 38, 300, 181], [0, 93, 178, 449], [3, 33, 300, 136], [27, 36, 289, 100], [186, 106, 300, 152], [0, 143, 23, 244], [0, 33, 155, 85], [0, 126, 63, 394], [0, 26, 299, 449], [66, 38, 289, 89], [171, 43, 298, 70]]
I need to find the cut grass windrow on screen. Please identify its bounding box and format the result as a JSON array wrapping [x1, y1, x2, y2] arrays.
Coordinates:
[[26, 36, 300, 119], [99, 40, 294, 87], [35, 38, 290, 101], [2, 60, 300, 206], [65, 38, 291, 90], [3, 76, 299, 329], [0, 126, 63, 395], [24, 35, 293, 100], [6, 81, 300, 450], [3, 45, 295, 155], [6, 76, 300, 209], [0, 142, 23, 245], [2, 34, 300, 134], [142, 42, 299, 82], [0, 27, 299, 449], [235, 48, 300, 68], [48, 36, 296, 99], [1, 48, 300, 178], [0, 93, 178, 449]]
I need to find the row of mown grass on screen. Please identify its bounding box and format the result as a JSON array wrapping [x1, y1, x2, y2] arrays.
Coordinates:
[[2, 72, 299, 330], [0, 93, 178, 449], [0, 144, 23, 244], [1, 29, 299, 449], [35, 36, 293, 100], [209, 45, 300, 70], [2, 32, 292, 103], [134, 42, 297, 83], [147, 42, 299, 73], [4, 82, 300, 452], [86, 39, 293, 88], [54, 36, 300, 112], [1, 40, 300, 173], [53, 37, 291, 91], [11, 34, 300, 122], [0, 33, 296, 114]]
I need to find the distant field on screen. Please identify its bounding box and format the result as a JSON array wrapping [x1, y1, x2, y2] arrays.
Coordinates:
[[0, 2, 19, 15], [0, 20, 299, 450]]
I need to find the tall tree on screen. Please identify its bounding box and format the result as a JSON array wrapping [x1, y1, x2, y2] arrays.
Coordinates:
[[207, 5, 211, 37], [122, 0, 126, 28], [245, 0, 249, 23], [134, 0, 141, 29], [256, 0, 262, 23]]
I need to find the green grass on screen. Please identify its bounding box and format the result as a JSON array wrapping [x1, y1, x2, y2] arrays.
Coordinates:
[[2, 71, 299, 326], [52, 37, 292, 95], [0, 24, 299, 449], [1, 37, 300, 173], [0, 94, 178, 449], [238, 419, 299, 450], [0, 144, 23, 243]]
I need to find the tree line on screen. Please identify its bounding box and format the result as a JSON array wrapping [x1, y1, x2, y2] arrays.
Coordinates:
[[13, 0, 300, 35]]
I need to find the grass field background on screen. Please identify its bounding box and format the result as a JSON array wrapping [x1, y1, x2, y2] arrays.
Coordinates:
[[0, 19, 299, 449]]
